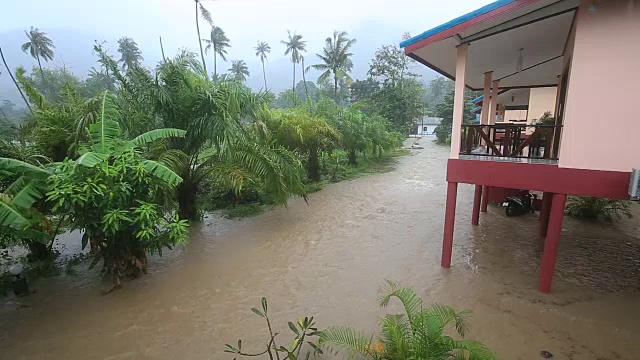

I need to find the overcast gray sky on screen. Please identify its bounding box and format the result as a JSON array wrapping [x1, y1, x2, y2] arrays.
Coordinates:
[[3, 0, 492, 62]]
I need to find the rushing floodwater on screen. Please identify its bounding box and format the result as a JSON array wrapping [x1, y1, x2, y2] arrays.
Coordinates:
[[1, 138, 640, 359]]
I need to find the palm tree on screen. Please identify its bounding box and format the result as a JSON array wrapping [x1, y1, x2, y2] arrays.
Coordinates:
[[320, 281, 496, 360], [203, 25, 230, 76], [228, 60, 249, 82], [194, 0, 213, 75], [93, 49, 307, 220], [300, 55, 309, 100], [0, 44, 33, 115], [310, 31, 356, 104], [265, 108, 339, 182], [281, 31, 307, 94], [254, 41, 270, 91], [21, 27, 55, 82], [117, 37, 143, 70]]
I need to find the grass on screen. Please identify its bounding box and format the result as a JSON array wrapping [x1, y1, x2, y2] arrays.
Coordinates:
[[223, 203, 269, 219]]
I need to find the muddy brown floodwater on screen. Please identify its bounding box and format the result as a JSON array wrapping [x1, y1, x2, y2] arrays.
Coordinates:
[[2, 137, 640, 359]]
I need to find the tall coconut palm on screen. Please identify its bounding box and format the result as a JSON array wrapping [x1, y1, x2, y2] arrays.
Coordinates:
[[300, 55, 309, 100], [310, 31, 356, 104], [203, 25, 230, 76], [0, 44, 33, 115], [254, 41, 270, 91], [194, 0, 213, 75], [281, 31, 306, 94], [228, 60, 249, 82], [117, 37, 143, 70], [21, 27, 55, 82]]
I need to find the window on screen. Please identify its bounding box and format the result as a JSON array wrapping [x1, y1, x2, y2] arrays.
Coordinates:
[[423, 126, 428, 131]]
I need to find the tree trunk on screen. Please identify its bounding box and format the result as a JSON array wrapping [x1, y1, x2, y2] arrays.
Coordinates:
[[0, 45, 33, 115], [37, 56, 45, 83], [177, 180, 200, 221], [262, 59, 267, 91], [334, 71, 339, 104], [0, 106, 7, 121], [292, 61, 296, 94], [348, 149, 357, 166], [213, 46, 217, 76], [159, 36, 167, 62], [301, 58, 308, 100], [195, 2, 208, 75], [308, 147, 320, 182], [25, 240, 51, 260]]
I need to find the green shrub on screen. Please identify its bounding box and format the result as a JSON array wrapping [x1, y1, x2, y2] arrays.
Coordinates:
[[320, 281, 496, 360], [565, 196, 633, 222]]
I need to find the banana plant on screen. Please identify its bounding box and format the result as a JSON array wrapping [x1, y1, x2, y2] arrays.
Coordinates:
[[1, 91, 187, 265], [0, 158, 51, 237]]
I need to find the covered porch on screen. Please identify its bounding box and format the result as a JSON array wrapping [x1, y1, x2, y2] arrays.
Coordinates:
[[401, 0, 596, 292]]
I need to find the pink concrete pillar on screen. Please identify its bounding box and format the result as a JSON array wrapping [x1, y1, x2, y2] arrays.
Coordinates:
[[539, 193, 567, 293], [441, 182, 458, 268], [471, 185, 482, 225], [449, 44, 469, 159], [480, 72, 493, 125], [488, 80, 500, 125]]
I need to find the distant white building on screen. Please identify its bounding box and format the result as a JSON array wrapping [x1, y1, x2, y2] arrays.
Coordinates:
[[413, 117, 442, 135]]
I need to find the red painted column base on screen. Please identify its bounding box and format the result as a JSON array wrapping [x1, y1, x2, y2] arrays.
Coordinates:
[[539, 192, 553, 238], [480, 186, 490, 212], [472, 185, 482, 225], [539, 193, 567, 293], [441, 182, 458, 268]]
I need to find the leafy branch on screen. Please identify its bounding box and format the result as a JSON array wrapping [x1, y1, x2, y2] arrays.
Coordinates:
[[225, 297, 322, 360]]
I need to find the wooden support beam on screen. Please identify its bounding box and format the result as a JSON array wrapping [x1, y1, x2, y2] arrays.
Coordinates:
[[511, 128, 542, 156], [476, 127, 503, 156]]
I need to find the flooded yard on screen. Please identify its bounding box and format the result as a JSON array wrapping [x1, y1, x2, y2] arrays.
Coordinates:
[[1, 137, 640, 359]]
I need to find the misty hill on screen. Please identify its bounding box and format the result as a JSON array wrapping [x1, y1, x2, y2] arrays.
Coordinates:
[[1, 21, 437, 108]]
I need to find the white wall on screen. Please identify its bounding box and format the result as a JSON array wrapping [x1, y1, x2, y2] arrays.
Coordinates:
[[527, 87, 557, 124], [417, 125, 438, 135]]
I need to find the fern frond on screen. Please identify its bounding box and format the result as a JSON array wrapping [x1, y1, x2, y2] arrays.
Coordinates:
[[319, 326, 375, 359]]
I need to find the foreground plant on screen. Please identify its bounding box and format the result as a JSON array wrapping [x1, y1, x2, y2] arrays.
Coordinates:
[[225, 297, 322, 360], [320, 281, 496, 360]]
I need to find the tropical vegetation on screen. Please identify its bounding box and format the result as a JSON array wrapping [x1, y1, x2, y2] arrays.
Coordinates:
[[255, 41, 271, 90], [309, 31, 356, 104], [21, 27, 55, 81], [281, 31, 307, 94], [1, 27, 410, 288], [225, 297, 322, 359], [565, 197, 633, 222], [203, 25, 231, 76], [320, 281, 496, 360], [228, 59, 249, 82]]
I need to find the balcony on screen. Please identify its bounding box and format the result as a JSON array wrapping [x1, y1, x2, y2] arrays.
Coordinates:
[[459, 124, 562, 165]]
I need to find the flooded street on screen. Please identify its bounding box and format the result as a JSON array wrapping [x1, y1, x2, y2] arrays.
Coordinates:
[[1, 137, 640, 359]]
